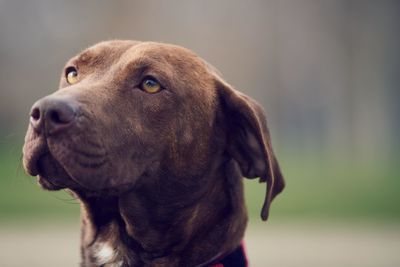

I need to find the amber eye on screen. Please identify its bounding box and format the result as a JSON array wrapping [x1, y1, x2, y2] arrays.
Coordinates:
[[65, 67, 78, 84], [141, 77, 162, 94]]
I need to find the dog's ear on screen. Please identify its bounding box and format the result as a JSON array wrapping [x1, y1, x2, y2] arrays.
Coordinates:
[[215, 76, 285, 221]]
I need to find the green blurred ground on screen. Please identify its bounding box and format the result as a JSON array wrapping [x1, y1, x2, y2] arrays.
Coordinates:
[[1, 141, 399, 223], [1, 140, 400, 267], [245, 152, 400, 222]]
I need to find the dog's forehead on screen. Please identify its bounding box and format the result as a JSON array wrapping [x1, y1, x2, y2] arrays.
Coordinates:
[[123, 42, 202, 63], [71, 40, 140, 67], [73, 40, 207, 71]]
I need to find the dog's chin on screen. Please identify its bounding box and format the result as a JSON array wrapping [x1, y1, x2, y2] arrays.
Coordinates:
[[37, 174, 65, 191]]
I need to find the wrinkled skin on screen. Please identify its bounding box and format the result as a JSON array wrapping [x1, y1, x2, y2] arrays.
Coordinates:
[[22, 40, 284, 267]]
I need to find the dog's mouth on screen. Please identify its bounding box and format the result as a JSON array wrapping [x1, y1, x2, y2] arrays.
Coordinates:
[[23, 138, 71, 191], [23, 131, 84, 191], [22, 120, 146, 195], [23, 134, 135, 194], [36, 152, 71, 190]]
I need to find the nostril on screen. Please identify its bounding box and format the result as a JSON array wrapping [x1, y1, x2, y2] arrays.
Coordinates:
[[47, 106, 75, 126], [45, 104, 76, 135], [49, 110, 64, 124], [30, 107, 41, 121]]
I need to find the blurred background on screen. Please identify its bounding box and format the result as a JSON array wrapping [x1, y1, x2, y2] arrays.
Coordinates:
[[0, 0, 399, 266]]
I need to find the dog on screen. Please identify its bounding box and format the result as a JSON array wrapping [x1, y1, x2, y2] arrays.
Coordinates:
[[22, 40, 284, 267]]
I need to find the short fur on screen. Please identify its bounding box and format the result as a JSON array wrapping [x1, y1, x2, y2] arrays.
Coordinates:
[[22, 40, 284, 267]]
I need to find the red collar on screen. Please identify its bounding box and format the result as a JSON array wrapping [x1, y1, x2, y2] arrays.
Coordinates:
[[208, 242, 248, 267]]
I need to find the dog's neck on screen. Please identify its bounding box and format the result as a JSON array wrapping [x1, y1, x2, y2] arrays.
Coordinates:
[[76, 158, 247, 267]]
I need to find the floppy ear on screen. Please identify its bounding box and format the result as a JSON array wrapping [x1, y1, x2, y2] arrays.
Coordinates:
[[216, 77, 285, 221]]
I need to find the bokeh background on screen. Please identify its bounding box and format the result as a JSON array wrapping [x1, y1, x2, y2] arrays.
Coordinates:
[[1, 1, 399, 266]]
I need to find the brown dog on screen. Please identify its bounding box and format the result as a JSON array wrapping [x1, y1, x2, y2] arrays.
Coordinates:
[[22, 40, 284, 267]]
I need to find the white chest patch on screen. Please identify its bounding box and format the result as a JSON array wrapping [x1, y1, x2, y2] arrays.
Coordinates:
[[95, 242, 119, 266]]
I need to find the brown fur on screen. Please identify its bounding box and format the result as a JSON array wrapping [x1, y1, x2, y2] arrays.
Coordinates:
[[22, 40, 284, 267]]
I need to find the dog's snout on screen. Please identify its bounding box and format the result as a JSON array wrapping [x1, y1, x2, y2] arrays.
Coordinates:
[[30, 97, 78, 135]]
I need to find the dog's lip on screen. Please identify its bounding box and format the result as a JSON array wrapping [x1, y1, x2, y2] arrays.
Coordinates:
[[23, 139, 48, 176], [23, 138, 106, 192], [35, 151, 72, 191]]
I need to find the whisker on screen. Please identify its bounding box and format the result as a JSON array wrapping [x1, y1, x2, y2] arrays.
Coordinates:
[[17, 153, 24, 177], [49, 191, 80, 205]]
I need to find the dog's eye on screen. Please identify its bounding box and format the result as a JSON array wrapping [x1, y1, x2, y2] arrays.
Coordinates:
[[66, 67, 78, 85], [141, 77, 162, 94]]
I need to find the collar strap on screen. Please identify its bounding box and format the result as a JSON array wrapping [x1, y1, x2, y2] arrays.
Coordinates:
[[209, 242, 248, 267]]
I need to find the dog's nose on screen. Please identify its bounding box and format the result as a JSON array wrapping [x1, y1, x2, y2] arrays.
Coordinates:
[[30, 97, 78, 135]]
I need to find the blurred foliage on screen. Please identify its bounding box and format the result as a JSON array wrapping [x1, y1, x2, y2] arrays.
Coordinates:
[[245, 152, 400, 222], [1, 139, 399, 223]]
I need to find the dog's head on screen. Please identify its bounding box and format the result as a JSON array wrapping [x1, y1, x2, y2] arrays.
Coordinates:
[[22, 40, 284, 220]]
